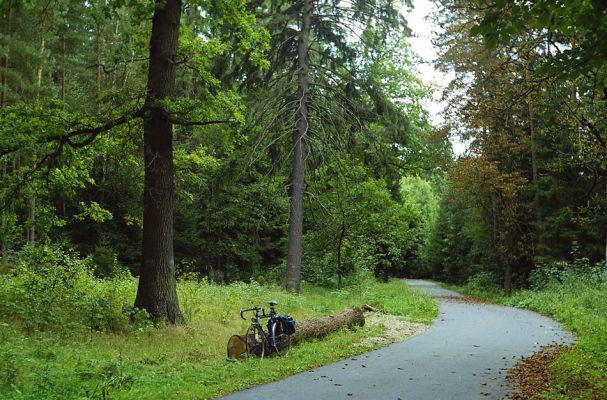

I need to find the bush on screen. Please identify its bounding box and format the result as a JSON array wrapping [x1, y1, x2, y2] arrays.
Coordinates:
[[91, 246, 129, 278], [529, 258, 607, 290], [0, 245, 142, 333], [466, 271, 500, 294]]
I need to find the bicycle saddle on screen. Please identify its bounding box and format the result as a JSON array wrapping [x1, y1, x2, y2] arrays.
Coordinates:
[[268, 300, 278, 306]]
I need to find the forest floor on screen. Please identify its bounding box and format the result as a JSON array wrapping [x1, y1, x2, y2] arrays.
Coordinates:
[[220, 280, 574, 400]]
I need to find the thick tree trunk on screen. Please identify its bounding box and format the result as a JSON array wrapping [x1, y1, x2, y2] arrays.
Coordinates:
[[134, 0, 183, 324], [285, 0, 311, 293]]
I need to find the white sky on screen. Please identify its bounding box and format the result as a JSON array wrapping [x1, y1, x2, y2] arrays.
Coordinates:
[[402, 0, 468, 156]]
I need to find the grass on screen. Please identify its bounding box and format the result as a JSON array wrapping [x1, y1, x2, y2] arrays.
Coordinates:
[[0, 278, 437, 399], [451, 278, 607, 400]]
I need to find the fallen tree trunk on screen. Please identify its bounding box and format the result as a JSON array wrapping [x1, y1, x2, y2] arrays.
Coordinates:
[[290, 306, 365, 344], [227, 307, 365, 358]]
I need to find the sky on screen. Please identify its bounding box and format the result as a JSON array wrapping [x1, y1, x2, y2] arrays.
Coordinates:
[[401, 0, 468, 156]]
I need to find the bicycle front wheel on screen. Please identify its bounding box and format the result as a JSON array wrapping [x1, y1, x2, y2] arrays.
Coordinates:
[[246, 325, 267, 358]]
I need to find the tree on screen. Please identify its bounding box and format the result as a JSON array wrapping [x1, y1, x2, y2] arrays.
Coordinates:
[[132, 0, 183, 323], [429, 0, 607, 290], [284, 0, 311, 293], [0, 0, 269, 323]]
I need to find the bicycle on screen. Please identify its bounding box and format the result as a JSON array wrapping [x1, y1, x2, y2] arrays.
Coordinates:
[[240, 301, 295, 358]]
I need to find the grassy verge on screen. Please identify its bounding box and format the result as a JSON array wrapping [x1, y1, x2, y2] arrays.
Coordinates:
[[450, 279, 607, 400], [0, 278, 436, 399]]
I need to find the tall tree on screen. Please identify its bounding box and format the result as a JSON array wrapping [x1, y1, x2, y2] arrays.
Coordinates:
[[133, 0, 183, 323], [285, 0, 311, 293]]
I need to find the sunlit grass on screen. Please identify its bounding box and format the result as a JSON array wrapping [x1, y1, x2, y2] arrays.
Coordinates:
[[0, 278, 437, 399]]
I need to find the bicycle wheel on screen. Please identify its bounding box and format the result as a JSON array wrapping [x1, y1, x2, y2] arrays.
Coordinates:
[[273, 333, 291, 357], [245, 324, 267, 358], [266, 318, 291, 357]]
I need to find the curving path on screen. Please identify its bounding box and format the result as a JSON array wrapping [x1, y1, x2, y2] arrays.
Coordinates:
[[221, 280, 574, 400]]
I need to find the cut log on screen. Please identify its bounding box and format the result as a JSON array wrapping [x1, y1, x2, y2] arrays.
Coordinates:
[[227, 334, 263, 359], [227, 307, 365, 358]]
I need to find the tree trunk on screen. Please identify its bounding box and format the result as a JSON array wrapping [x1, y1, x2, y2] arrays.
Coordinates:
[[337, 220, 345, 286], [1, 0, 11, 107], [96, 0, 105, 100], [59, 34, 65, 101], [134, 0, 183, 324], [26, 196, 35, 244], [285, 0, 311, 293], [290, 307, 364, 343], [525, 63, 541, 256], [27, 12, 46, 245], [35, 13, 46, 97], [504, 261, 512, 296]]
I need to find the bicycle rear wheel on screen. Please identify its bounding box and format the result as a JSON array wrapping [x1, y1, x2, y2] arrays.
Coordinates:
[[273, 333, 291, 357], [246, 325, 267, 358]]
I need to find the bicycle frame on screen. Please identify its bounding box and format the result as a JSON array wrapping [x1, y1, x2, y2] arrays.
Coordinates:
[[240, 305, 282, 352]]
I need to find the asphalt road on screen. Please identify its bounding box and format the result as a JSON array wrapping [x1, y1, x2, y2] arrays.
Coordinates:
[[220, 279, 574, 400]]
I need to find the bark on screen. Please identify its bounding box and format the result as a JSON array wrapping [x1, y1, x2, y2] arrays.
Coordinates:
[[290, 307, 364, 343], [27, 12, 46, 244], [337, 220, 345, 286], [35, 13, 46, 97], [227, 307, 365, 358], [285, 0, 311, 293], [134, 0, 183, 324]]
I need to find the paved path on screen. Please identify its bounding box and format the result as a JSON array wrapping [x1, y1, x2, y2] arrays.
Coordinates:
[[221, 280, 574, 400]]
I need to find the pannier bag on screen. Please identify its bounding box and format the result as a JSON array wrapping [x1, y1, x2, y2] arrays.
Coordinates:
[[279, 315, 296, 335]]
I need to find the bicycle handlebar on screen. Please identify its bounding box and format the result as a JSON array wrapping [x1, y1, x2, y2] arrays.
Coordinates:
[[240, 307, 265, 320]]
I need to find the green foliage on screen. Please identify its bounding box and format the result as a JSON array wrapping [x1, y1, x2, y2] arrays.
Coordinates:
[[303, 160, 422, 286], [0, 245, 144, 333], [472, 0, 607, 90]]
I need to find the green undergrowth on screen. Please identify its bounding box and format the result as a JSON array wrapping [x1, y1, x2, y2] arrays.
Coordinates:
[[0, 264, 436, 399], [451, 276, 607, 400]]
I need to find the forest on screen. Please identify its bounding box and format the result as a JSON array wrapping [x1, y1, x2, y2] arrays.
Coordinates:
[[0, 0, 606, 399]]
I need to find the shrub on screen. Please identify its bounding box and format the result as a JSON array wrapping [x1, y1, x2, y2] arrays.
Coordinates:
[[0, 245, 141, 333], [529, 259, 607, 290]]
